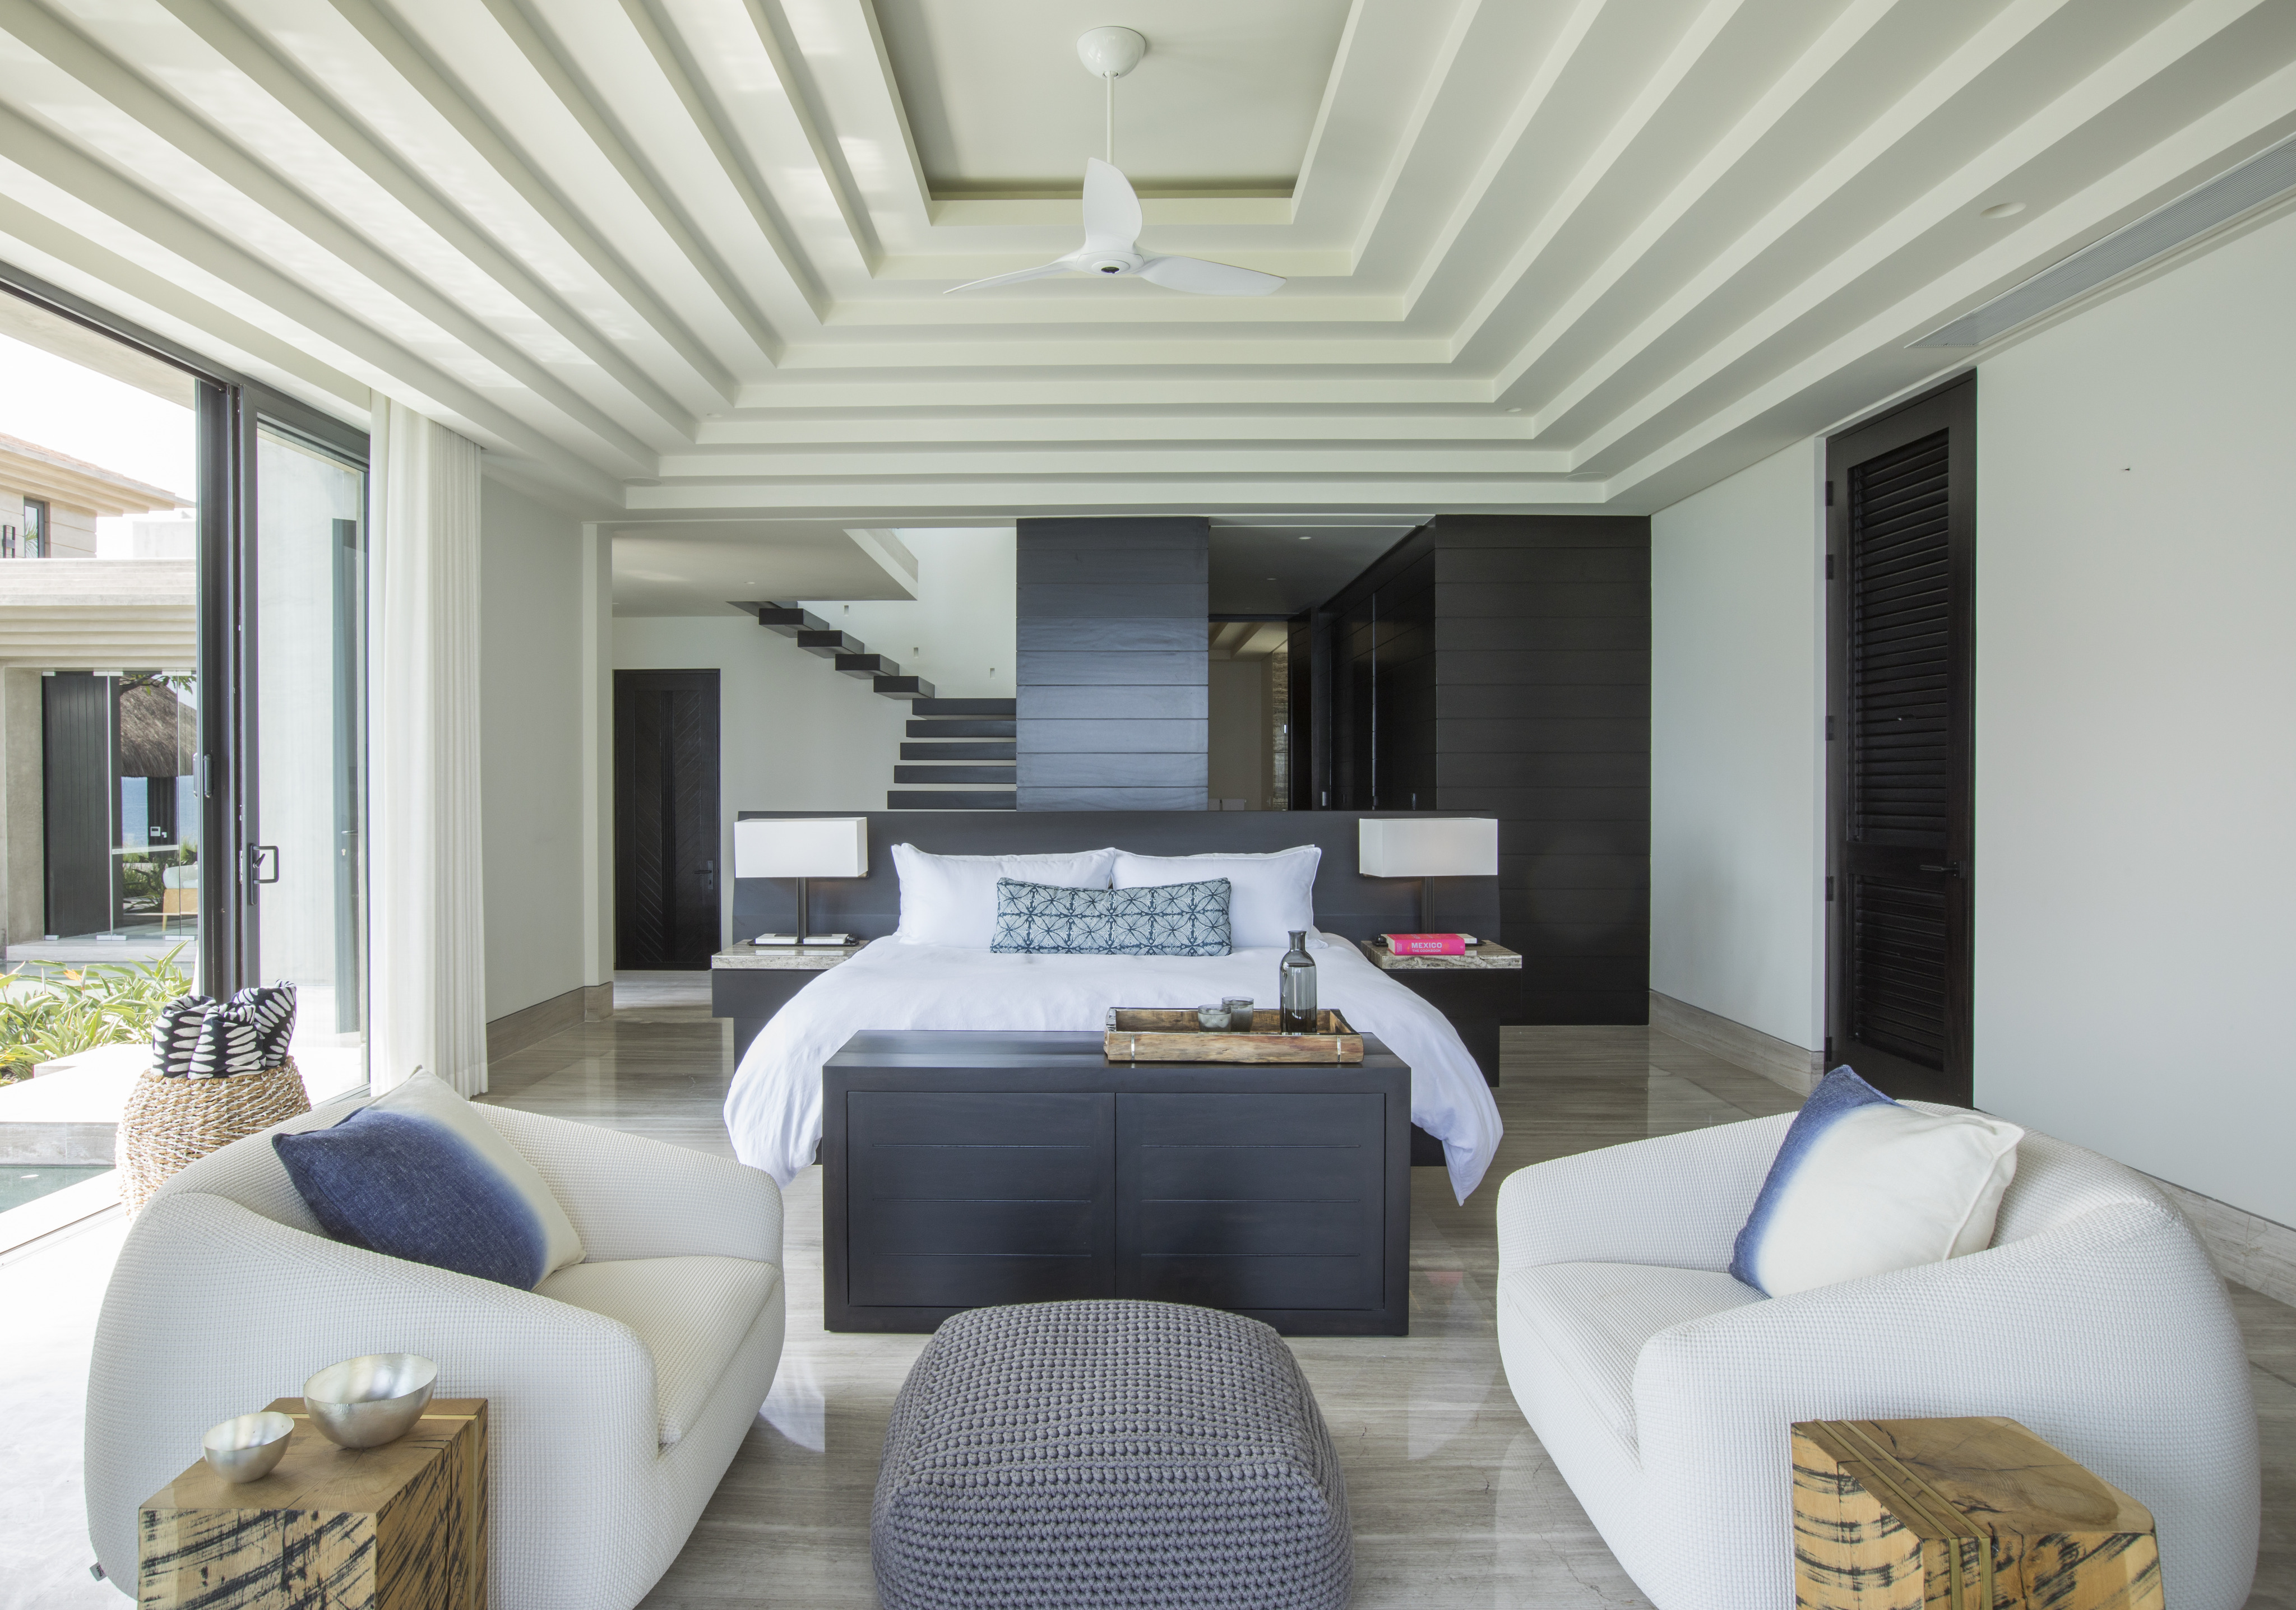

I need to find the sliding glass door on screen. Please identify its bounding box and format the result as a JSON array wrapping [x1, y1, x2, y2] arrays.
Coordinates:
[[246, 426, 368, 1098]]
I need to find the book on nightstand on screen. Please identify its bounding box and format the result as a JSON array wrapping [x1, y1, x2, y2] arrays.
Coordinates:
[[1377, 933, 1476, 956], [751, 933, 853, 947]]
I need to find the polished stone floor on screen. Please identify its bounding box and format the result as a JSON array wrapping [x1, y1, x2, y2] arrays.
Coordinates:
[[3, 1012, 2289, 1608]]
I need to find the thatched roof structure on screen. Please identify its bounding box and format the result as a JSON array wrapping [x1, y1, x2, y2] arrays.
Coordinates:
[[118, 680, 193, 778]]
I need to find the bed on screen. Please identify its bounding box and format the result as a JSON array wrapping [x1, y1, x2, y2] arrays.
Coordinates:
[[725, 932, 1505, 1202], [719, 811, 1511, 1204]]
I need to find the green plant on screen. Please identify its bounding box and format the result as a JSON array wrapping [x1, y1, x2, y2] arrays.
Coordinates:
[[0, 944, 195, 1075]]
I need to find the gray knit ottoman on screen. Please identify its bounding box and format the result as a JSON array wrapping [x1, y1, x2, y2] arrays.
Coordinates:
[[872, 1300, 1353, 1609]]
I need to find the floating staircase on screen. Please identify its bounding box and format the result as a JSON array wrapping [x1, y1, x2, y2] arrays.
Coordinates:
[[750, 603, 938, 701], [742, 601, 1013, 809], [891, 698, 1016, 809]]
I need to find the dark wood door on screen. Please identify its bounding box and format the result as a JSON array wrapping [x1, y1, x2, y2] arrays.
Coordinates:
[[614, 669, 720, 969], [1826, 377, 1975, 1105], [43, 672, 115, 938]]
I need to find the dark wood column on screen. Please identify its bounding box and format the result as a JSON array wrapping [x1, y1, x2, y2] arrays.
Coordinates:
[[1016, 518, 1209, 810], [1321, 514, 1651, 1025]]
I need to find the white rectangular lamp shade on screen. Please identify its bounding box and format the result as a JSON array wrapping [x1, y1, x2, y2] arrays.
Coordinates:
[[1358, 816, 1498, 878], [734, 817, 869, 879]]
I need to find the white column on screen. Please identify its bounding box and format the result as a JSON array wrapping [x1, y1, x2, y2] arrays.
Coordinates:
[[578, 519, 614, 995], [368, 400, 488, 1096]]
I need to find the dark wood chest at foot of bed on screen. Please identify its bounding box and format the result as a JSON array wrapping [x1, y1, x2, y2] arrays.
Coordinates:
[[823, 1030, 1412, 1337]]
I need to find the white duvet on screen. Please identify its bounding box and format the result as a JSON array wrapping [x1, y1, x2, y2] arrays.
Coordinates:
[[723, 935, 1506, 1202]]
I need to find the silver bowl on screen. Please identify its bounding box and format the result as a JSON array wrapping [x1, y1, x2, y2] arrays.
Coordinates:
[[302, 1353, 438, 1449], [202, 1411, 295, 1483]]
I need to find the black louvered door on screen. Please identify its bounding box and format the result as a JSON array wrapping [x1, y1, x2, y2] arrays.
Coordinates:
[[615, 669, 721, 969], [1826, 377, 1974, 1105]]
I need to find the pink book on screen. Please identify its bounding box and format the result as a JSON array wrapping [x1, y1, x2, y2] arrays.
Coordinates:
[[1382, 932, 1467, 956]]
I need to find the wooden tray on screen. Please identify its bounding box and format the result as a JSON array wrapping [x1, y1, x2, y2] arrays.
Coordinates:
[[1104, 1008, 1364, 1064]]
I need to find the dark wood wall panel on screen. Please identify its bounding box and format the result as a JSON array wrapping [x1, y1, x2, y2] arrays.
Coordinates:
[[1016, 518, 1210, 810], [1320, 513, 1651, 1026]]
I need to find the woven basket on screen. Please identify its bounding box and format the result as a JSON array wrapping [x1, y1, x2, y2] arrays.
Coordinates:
[[118, 1058, 311, 1214]]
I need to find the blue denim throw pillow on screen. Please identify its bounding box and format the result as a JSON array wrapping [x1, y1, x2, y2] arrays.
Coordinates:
[[991, 876, 1231, 956], [273, 1070, 585, 1289]]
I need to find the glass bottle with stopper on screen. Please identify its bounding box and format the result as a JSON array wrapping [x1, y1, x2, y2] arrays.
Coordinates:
[[1279, 931, 1317, 1033]]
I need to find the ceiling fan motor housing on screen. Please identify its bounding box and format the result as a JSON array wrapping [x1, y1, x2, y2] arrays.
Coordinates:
[[1077, 27, 1147, 79]]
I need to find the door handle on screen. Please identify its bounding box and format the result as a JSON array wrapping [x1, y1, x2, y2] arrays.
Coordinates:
[[1918, 862, 1965, 877], [250, 845, 280, 884]]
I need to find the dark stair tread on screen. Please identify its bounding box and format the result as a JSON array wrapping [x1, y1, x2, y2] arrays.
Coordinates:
[[899, 741, 1015, 760], [888, 790, 1017, 810], [894, 764, 1015, 785], [873, 675, 937, 699], [750, 602, 828, 636], [834, 652, 900, 678], [905, 718, 1015, 738], [797, 629, 863, 657], [911, 697, 1017, 717]]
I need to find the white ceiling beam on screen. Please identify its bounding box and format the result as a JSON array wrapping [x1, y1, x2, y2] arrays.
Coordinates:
[[0, 106, 626, 499], [136, 0, 706, 442], [618, 0, 834, 312], [1568, 0, 2291, 474], [1505, 0, 2087, 427], [6, 6, 660, 476], [1464, 0, 1905, 393], [1602, 61, 2296, 506], [321, 0, 745, 405], [691, 413, 1542, 446], [466, 0, 792, 361], [655, 444, 1573, 478], [623, 476, 1608, 516]]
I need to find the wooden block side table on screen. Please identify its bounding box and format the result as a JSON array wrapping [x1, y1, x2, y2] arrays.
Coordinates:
[[1792, 1416, 2162, 1610], [138, 1397, 488, 1610]]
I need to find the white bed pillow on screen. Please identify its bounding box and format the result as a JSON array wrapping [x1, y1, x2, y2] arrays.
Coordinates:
[[1111, 847, 1322, 950], [892, 844, 1117, 948]]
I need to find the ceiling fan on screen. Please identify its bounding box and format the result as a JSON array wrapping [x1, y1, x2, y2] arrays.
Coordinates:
[[946, 28, 1285, 299]]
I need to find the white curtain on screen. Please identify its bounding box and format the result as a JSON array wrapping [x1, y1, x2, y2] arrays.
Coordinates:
[[368, 400, 488, 1095]]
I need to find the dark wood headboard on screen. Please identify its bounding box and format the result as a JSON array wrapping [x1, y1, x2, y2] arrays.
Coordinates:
[[730, 810, 1502, 944]]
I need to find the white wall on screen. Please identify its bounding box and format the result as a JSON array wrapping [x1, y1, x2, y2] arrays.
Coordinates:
[[615, 527, 1017, 949], [1973, 208, 2296, 1228], [1649, 439, 1825, 1050], [479, 476, 587, 1020]]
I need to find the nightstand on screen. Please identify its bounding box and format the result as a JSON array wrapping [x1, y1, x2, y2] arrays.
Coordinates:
[[1356, 940, 1521, 1087], [711, 943, 865, 1059]]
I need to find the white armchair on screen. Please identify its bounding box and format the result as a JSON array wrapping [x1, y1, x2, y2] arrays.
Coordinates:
[[85, 1098, 785, 1609], [1495, 1111, 2258, 1610]]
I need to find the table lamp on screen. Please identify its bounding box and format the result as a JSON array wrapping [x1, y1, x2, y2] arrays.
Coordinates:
[[733, 816, 868, 942], [1358, 816, 1498, 933]]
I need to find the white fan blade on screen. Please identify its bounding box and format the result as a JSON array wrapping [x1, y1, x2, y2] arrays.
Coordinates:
[[1082, 157, 1142, 252], [1137, 255, 1285, 296], [945, 259, 1075, 294]]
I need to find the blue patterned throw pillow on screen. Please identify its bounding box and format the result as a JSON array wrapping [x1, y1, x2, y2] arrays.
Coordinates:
[[992, 876, 1231, 956], [273, 1070, 585, 1289]]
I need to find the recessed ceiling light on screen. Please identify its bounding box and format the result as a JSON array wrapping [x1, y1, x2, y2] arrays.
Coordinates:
[[1505, 406, 1523, 414], [1298, 534, 1312, 541], [1980, 201, 2026, 219]]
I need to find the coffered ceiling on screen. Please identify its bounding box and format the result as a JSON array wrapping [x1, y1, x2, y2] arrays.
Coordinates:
[[1, 0, 2290, 524]]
